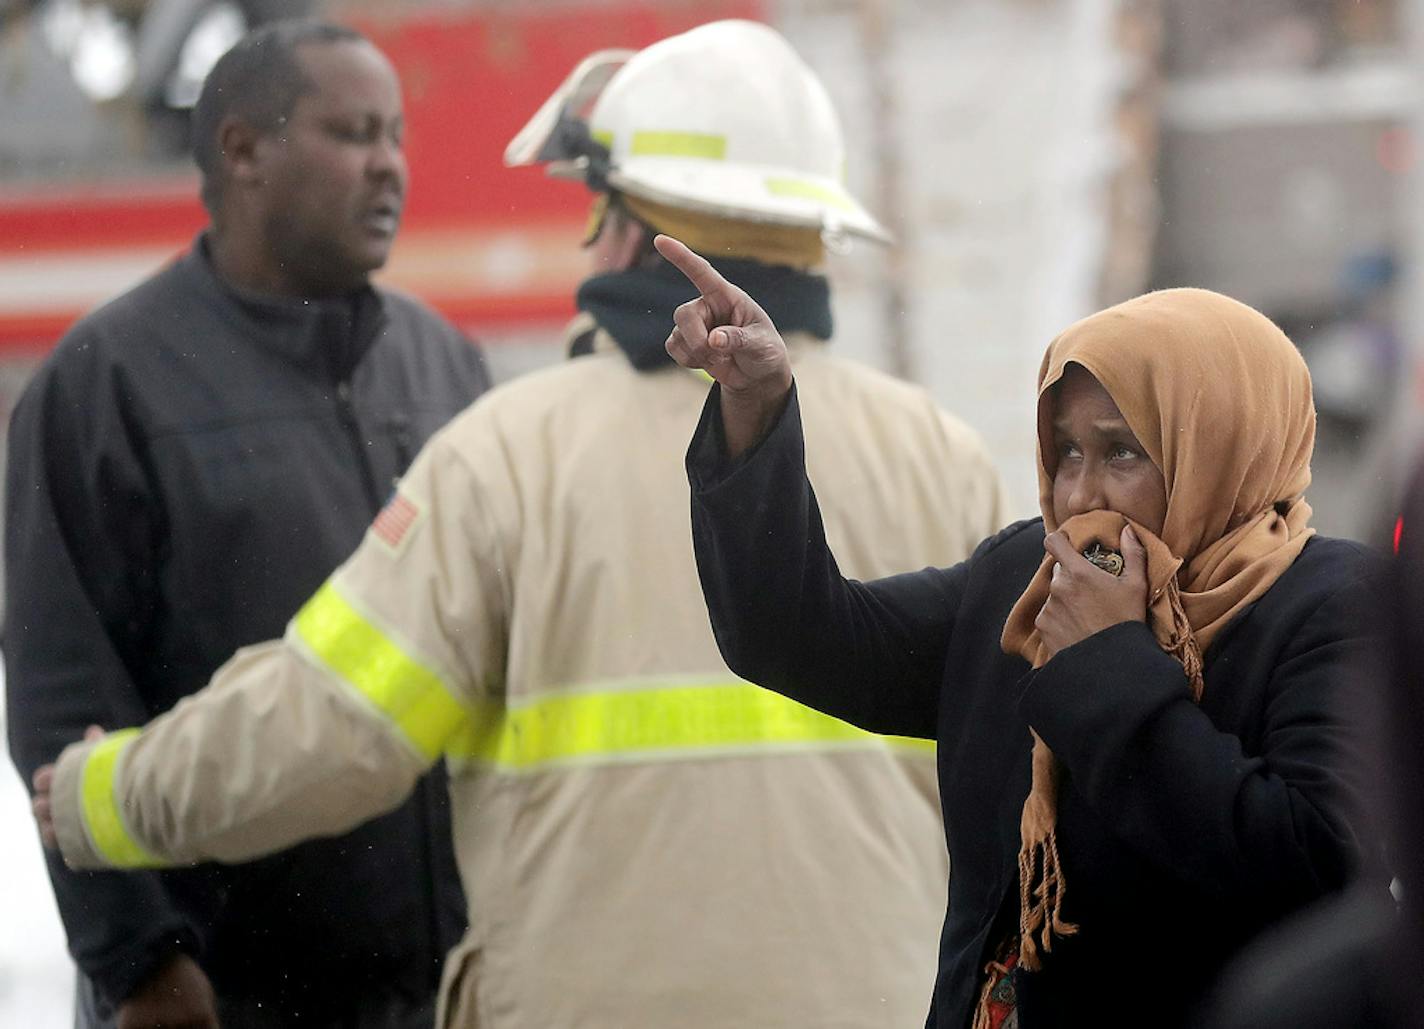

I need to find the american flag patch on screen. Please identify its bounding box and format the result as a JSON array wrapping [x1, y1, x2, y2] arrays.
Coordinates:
[[371, 492, 422, 554]]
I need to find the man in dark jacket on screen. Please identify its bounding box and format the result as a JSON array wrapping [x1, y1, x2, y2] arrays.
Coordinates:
[[4, 20, 487, 1029]]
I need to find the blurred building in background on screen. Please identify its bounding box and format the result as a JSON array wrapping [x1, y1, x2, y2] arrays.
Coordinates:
[[1, 0, 1420, 1023], [1152, 0, 1417, 537]]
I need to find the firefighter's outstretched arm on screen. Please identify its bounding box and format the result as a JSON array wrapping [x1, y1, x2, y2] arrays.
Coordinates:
[[34, 427, 501, 871], [35, 631, 447, 869]]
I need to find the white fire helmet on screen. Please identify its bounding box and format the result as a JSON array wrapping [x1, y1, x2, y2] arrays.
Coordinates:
[[505, 19, 890, 244]]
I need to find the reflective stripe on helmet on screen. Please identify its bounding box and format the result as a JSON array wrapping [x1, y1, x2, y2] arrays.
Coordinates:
[[628, 131, 726, 160], [764, 176, 856, 212], [80, 729, 166, 868], [291, 581, 469, 762], [446, 678, 933, 774]]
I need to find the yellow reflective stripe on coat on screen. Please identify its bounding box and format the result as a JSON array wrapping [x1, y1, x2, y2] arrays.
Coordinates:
[[292, 582, 468, 762], [447, 681, 933, 773], [80, 729, 165, 868]]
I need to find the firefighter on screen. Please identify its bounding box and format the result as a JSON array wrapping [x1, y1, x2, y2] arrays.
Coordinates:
[[33, 20, 1003, 1027]]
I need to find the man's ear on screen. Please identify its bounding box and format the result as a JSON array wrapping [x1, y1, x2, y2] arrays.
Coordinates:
[[619, 217, 655, 271], [217, 116, 264, 188]]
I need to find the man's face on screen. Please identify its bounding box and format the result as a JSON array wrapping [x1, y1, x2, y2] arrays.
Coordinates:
[[253, 40, 407, 296]]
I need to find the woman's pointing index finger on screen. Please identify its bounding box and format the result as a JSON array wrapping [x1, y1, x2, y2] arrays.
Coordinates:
[[653, 234, 732, 297]]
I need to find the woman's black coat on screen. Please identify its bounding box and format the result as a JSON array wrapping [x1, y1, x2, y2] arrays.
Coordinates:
[[686, 386, 1381, 1029]]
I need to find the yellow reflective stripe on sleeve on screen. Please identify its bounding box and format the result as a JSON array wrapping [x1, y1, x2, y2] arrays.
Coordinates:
[[292, 582, 468, 762], [630, 131, 726, 160], [764, 177, 856, 211], [80, 729, 165, 868], [447, 681, 933, 774]]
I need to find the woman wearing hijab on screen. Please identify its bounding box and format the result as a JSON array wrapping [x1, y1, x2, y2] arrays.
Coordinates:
[[654, 235, 1381, 1028]]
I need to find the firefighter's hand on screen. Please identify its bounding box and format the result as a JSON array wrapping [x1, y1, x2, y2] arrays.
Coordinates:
[[656, 234, 793, 458], [31, 764, 56, 849], [118, 952, 220, 1029], [31, 724, 105, 850]]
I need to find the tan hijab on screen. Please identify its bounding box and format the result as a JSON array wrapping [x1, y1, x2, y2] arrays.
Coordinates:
[[999, 287, 1316, 972]]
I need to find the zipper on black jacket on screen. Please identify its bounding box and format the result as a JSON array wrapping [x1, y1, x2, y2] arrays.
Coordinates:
[[335, 380, 454, 973], [389, 413, 414, 475], [335, 380, 382, 513]]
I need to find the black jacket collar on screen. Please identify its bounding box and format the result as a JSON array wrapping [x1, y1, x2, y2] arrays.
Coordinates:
[[181, 233, 388, 381]]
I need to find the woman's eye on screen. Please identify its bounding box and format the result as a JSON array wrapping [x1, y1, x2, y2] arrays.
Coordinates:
[[1110, 444, 1138, 461]]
